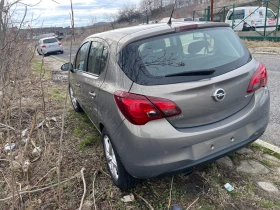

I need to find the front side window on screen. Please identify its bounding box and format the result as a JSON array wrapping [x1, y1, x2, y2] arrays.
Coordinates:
[[75, 42, 90, 71], [227, 9, 245, 20], [267, 10, 276, 19], [119, 27, 251, 85]]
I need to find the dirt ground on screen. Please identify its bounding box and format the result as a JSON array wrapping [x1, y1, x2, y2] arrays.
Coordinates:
[[0, 55, 280, 210]]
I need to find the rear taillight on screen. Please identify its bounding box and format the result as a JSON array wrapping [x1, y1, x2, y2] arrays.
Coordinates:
[[58, 42, 62, 46], [247, 62, 268, 93], [41, 45, 46, 48], [114, 91, 181, 125]]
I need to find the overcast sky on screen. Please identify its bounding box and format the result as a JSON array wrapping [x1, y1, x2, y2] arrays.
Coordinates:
[[12, 0, 139, 28]]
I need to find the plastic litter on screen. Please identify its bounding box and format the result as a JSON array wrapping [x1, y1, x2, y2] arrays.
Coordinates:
[[224, 183, 234, 192], [23, 160, 31, 172], [32, 147, 42, 155], [121, 194, 135, 202], [173, 204, 182, 210], [21, 128, 28, 138], [4, 143, 15, 151], [12, 161, 21, 169]]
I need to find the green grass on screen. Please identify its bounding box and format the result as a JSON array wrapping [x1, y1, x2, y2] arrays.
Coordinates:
[[49, 88, 66, 101], [261, 159, 276, 167], [260, 200, 280, 209], [73, 128, 83, 137], [78, 136, 100, 151], [32, 59, 51, 79], [251, 143, 280, 159]]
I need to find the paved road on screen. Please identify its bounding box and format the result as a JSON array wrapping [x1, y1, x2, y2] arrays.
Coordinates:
[[254, 54, 280, 146], [53, 45, 79, 62], [52, 49, 279, 146]]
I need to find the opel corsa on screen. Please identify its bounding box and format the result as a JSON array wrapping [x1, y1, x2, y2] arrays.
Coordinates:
[[61, 22, 270, 190]]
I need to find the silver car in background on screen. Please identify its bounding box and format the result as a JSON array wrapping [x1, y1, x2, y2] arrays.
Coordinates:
[[37, 37, 63, 55], [61, 22, 270, 190]]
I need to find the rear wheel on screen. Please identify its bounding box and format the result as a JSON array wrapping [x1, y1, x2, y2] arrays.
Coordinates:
[[102, 129, 139, 191], [37, 49, 42, 55], [69, 86, 83, 112]]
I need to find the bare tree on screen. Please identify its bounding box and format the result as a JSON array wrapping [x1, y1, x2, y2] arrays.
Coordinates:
[[139, 0, 154, 16], [117, 4, 141, 24]]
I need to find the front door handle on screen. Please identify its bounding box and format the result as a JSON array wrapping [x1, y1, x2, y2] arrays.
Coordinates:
[[76, 83, 80, 88], [89, 91, 96, 98]]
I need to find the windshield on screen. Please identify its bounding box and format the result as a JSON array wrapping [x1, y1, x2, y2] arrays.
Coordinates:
[[119, 27, 251, 85], [43, 38, 58, 44]]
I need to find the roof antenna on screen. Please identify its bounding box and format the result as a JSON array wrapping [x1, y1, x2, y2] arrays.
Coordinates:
[[168, 0, 177, 25]]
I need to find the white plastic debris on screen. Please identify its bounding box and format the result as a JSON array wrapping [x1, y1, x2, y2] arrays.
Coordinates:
[[32, 147, 42, 155], [50, 117, 57, 122], [21, 128, 28, 138], [224, 183, 234, 192], [12, 161, 21, 169], [22, 160, 31, 172], [121, 194, 135, 203], [4, 143, 15, 151]]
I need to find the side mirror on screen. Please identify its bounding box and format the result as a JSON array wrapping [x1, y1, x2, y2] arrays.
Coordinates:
[[61, 63, 73, 72]]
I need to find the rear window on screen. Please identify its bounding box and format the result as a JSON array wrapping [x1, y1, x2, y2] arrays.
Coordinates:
[[43, 38, 58, 44], [119, 27, 251, 85], [227, 9, 245, 20]]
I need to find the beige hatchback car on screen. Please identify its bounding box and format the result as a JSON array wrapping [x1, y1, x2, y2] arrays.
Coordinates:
[[61, 21, 270, 190]]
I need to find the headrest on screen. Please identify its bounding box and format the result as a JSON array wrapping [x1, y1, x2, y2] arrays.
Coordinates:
[[188, 41, 209, 54]]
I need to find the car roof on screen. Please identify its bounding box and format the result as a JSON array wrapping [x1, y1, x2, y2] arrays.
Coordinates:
[[230, 6, 267, 10], [86, 22, 229, 52]]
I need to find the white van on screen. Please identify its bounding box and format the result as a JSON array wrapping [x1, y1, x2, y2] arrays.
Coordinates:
[[225, 7, 280, 31]]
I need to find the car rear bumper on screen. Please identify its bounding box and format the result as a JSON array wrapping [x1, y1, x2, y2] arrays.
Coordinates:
[[42, 46, 63, 54], [113, 87, 270, 179]]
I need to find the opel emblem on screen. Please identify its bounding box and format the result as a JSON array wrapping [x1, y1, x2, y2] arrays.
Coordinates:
[[212, 88, 226, 102]]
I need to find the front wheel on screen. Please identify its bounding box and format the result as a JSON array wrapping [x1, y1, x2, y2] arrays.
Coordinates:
[[102, 129, 139, 191], [69, 86, 83, 112]]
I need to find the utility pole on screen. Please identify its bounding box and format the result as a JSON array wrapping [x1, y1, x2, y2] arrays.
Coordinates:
[[210, 0, 214, 21]]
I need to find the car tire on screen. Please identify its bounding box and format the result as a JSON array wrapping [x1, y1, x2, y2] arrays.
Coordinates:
[[37, 49, 42, 55], [61, 51, 64, 54], [69, 86, 83, 112], [102, 128, 139, 191]]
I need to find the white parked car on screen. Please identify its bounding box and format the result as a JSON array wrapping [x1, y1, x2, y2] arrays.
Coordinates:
[[37, 37, 64, 55], [225, 7, 280, 31]]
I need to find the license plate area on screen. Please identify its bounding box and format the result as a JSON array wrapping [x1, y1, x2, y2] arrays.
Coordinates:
[[191, 132, 239, 160]]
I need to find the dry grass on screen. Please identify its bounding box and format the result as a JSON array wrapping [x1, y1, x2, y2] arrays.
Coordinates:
[[242, 39, 280, 48]]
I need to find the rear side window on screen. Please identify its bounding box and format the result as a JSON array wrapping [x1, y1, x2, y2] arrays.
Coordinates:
[[119, 27, 251, 85], [43, 38, 58, 44], [227, 9, 245, 20], [87, 42, 108, 76]]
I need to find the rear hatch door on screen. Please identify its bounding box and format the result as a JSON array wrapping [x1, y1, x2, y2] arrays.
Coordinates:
[[121, 27, 254, 128]]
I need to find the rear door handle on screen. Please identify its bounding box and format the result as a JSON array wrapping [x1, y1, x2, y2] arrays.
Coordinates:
[[89, 91, 96, 98], [76, 83, 80, 87]]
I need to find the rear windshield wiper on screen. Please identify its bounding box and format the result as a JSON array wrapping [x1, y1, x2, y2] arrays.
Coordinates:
[[165, 69, 216, 77]]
